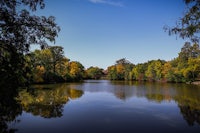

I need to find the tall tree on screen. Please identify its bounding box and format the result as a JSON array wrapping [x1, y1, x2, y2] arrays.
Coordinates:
[[0, 0, 60, 86]]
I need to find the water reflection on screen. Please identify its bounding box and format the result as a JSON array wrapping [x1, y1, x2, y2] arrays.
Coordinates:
[[111, 81, 200, 126], [0, 85, 22, 133], [82, 80, 200, 126], [17, 84, 84, 118], [64, 80, 200, 127], [1, 80, 200, 133]]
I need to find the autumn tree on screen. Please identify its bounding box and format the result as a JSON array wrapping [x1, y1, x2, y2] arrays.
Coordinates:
[[145, 60, 165, 81], [69, 61, 85, 81], [56, 57, 70, 78], [131, 63, 147, 81], [107, 65, 118, 80], [183, 57, 200, 81], [107, 58, 133, 80], [0, 0, 60, 86]]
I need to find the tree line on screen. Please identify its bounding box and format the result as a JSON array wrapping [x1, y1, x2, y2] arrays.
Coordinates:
[[1, 0, 200, 87], [107, 42, 200, 83], [25, 46, 104, 84], [22, 41, 200, 84]]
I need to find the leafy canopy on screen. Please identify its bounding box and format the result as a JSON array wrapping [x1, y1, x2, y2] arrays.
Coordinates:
[[165, 0, 200, 42]]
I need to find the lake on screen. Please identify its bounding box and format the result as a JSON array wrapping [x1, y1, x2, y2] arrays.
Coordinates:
[[4, 80, 200, 133]]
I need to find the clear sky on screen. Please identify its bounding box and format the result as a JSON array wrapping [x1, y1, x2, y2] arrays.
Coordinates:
[[35, 0, 188, 69]]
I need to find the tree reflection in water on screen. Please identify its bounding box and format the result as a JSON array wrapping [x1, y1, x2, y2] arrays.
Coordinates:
[[143, 83, 200, 126], [174, 84, 200, 126], [17, 84, 84, 118], [141, 82, 200, 126], [0, 85, 22, 133], [1, 81, 200, 133], [110, 81, 200, 126]]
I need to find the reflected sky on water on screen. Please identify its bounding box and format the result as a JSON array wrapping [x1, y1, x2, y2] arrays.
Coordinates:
[[4, 80, 200, 133]]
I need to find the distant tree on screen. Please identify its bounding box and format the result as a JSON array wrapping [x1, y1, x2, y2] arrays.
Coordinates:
[[0, 0, 60, 86], [162, 62, 173, 81], [107, 58, 133, 80], [116, 58, 131, 65], [107, 65, 118, 80], [141, 60, 164, 81], [131, 63, 146, 81], [116, 64, 125, 80], [165, 0, 200, 42], [86, 67, 103, 79], [69, 61, 85, 81], [145, 62, 156, 81], [56, 57, 70, 77]]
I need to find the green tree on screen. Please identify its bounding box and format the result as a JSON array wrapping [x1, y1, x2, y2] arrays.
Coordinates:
[[0, 0, 60, 86], [49, 46, 64, 73], [86, 67, 103, 79], [107, 65, 118, 80], [145, 62, 156, 81], [131, 63, 147, 81], [28, 47, 66, 83], [183, 57, 200, 81], [177, 42, 200, 68]]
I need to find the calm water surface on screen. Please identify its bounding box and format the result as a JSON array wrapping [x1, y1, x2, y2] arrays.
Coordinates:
[[5, 80, 200, 133]]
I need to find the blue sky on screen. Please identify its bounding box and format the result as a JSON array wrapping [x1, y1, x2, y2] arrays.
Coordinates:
[[36, 0, 188, 69]]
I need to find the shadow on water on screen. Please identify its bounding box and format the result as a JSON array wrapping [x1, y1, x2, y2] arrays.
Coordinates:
[[0, 84, 22, 133]]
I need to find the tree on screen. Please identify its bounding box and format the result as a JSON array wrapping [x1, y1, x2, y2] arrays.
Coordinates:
[[28, 47, 68, 83], [107, 65, 118, 80], [56, 57, 70, 78], [165, 0, 200, 42], [131, 63, 146, 81], [116, 64, 125, 80], [115, 58, 131, 65], [86, 67, 103, 79], [183, 57, 200, 81], [145, 62, 156, 81], [0, 0, 60, 86], [49, 46, 64, 73], [69, 61, 85, 81]]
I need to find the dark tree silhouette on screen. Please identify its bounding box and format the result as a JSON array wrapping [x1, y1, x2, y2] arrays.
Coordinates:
[[165, 0, 200, 42], [0, 0, 60, 86]]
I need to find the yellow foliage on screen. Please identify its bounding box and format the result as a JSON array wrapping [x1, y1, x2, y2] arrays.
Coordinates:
[[116, 64, 125, 74], [69, 62, 80, 76], [33, 66, 46, 83], [162, 62, 172, 76]]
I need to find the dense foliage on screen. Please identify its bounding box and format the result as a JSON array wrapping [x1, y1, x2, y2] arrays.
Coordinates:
[[85, 67, 104, 79], [0, 0, 60, 87], [26, 46, 85, 83], [107, 42, 200, 83]]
